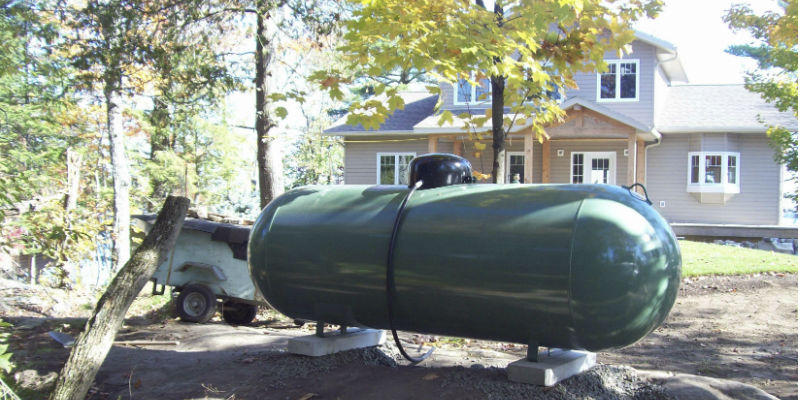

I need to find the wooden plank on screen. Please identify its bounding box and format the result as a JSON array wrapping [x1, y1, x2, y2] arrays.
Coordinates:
[[671, 223, 798, 239], [428, 135, 438, 153], [524, 130, 534, 183], [542, 139, 551, 183], [636, 139, 646, 185], [627, 133, 636, 185]]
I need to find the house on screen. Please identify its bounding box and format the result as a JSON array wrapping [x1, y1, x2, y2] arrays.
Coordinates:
[[323, 31, 797, 229]]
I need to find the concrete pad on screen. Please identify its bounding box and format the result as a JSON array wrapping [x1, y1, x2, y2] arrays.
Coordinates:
[[288, 328, 386, 357], [506, 349, 596, 386]]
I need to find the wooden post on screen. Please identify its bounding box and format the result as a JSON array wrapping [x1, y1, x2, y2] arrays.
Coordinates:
[[428, 135, 438, 153], [50, 196, 190, 400], [453, 139, 462, 156], [524, 129, 534, 183], [636, 139, 646, 186], [627, 133, 636, 185], [542, 139, 551, 183]]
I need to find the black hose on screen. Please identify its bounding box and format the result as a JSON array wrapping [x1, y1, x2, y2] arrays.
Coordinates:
[[386, 180, 434, 364]]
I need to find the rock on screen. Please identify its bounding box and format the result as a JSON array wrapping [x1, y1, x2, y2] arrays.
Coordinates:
[[13, 370, 58, 390], [639, 370, 779, 400]]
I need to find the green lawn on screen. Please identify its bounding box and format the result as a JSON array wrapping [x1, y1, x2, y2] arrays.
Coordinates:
[[680, 240, 798, 277]]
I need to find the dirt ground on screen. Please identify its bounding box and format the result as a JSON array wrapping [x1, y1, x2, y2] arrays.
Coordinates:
[[2, 273, 797, 399]]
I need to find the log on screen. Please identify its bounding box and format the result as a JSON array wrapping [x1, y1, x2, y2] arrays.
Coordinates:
[[49, 196, 189, 400]]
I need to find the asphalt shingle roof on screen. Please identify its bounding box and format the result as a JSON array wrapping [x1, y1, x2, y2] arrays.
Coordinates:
[[324, 92, 437, 134], [656, 84, 797, 132]]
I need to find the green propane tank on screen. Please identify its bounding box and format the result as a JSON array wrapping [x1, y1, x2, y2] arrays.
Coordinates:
[[248, 154, 681, 352]]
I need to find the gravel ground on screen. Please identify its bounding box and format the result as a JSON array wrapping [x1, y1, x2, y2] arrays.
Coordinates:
[[2, 274, 795, 400]]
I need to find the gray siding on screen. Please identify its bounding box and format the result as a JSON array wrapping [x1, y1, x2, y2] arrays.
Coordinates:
[[566, 40, 657, 127], [548, 140, 629, 184], [437, 40, 659, 129], [439, 81, 454, 110], [646, 133, 781, 224], [454, 137, 543, 182], [345, 135, 544, 184], [343, 136, 429, 184], [653, 66, 668, 120]]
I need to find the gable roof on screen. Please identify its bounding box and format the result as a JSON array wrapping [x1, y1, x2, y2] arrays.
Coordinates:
[[656, 84, 798, 133], [323, 92, 437, 136], [560, 97, 658, 140]]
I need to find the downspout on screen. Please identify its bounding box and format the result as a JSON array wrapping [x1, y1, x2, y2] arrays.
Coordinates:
[[643, 133, 662, 187]]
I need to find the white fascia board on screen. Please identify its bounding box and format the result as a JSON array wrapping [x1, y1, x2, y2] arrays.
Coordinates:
[[657, 126, 768, 134], [321, 130, 417, 136], [634, 30, 677, 53], [636, 129, 661, 141]]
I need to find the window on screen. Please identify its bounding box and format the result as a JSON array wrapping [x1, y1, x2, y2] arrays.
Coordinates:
[[597, 59, 639, 102], [686, 152, 740, 193], [571, 152, 616, 185], [507, 152, 525, 182], [377, 153, 415, 185], [572, 154, 584, 184], [455, 74, 491, 105]]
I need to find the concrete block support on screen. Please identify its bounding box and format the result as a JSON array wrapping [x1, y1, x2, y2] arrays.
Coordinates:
[[288, 328, 386, 357], [507, 349, 596, 386]]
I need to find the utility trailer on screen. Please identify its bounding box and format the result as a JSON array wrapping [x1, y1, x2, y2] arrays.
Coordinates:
[[135, 215, 264, 325]]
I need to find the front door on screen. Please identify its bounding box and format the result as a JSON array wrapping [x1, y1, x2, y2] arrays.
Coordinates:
[[571, 152, 616, 185]]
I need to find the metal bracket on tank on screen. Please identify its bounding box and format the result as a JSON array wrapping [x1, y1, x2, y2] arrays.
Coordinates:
[[315, 322, 358, 337], [622, 182, 653, 205], [527, 342, 539, 362]]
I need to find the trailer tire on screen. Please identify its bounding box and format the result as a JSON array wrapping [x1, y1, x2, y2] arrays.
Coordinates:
[[177, 284, 217, 323], [222, 301, 258, 325]]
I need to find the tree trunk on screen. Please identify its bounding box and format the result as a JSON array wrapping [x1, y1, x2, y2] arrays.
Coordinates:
[[30, 253, 37, 286], [64, 147, 82, 212], [255, 0, 284, 209], [490, 4, 506, 184], [105, 84, 131, 271], [490, 74, 506, 184], [49, 196, 189, 400]]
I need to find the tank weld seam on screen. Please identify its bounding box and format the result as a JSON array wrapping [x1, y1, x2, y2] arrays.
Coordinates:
[[566, 199, 586, 340]]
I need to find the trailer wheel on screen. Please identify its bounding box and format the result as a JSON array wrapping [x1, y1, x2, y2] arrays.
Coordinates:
[[222, 301, 258, 325], [177, 284, 217, 323]]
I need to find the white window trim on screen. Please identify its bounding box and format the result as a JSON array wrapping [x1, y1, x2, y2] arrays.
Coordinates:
[[453, 74, 492, 106], [376, 152, 416, 185], [596, 59, 640, 103], [506, 151, 525, 182], [570, 151, 617, 185], [686, 151, 740, 194]]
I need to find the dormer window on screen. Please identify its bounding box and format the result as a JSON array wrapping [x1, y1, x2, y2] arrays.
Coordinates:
[[455, 75, 491, 105], [597, 59, 639, 102]]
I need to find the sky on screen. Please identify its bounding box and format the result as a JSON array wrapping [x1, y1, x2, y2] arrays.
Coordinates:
[[633, 0, 781, 84]]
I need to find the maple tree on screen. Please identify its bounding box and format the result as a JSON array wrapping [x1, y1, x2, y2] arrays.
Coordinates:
[[316, 0, 661, 182], [725, 0, 797, 208]]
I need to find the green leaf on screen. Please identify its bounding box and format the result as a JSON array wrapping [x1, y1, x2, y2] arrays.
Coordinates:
[[274, 107, 288, 119], [438, 110, 454, 126], [387, 95, 405, 111], [0, 353, 11, 373]]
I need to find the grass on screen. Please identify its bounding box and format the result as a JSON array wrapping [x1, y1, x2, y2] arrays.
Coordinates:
[[680, 240, 798, 277]]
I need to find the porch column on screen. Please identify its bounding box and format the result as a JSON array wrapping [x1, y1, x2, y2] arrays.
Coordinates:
[[627, 133, 636, 185], [428, 135, 438, 153], [636, 139, 645, 185], [453, 138, 463, 156], [524, 130, 533, 183], [542, 138, 551, 183]]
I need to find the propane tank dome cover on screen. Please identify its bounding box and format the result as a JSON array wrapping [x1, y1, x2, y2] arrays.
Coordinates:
[[407, 153, 473, 189]]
